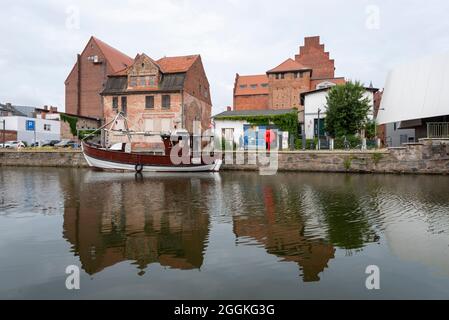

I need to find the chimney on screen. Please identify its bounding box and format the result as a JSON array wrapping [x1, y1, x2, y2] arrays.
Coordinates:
[[50, 106, 57, 113], [44, 105, 48, 110], [227, 106, 232, 111]]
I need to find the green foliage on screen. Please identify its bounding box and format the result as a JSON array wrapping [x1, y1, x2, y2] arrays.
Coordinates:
[[334, 135, 362, 150], [365, 119, 377, 139], [78, 129, 100, 140], [294, 137, 318, 150], [372, 152, 383, 165], [217, 110, 298, 137], [60, 114, 78, 137], [221, 138, 236, 151], [343, 156, 353, 171], [325, 81, 371, 137]]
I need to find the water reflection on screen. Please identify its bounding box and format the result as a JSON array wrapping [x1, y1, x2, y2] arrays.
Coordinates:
[[62, 172, 217, 275], [229, 183, 334, 282], [2, 167, 449, 299], [58, 171, 449, 281]]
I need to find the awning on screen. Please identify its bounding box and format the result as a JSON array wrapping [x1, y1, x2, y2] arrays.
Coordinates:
[[398, 119, 422, 129]]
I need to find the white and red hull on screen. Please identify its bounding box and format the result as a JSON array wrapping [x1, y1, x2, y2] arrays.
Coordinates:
[[82, 142, 222, 173]]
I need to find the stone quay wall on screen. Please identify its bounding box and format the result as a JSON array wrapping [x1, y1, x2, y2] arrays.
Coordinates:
[[1, 140, 448, 174], [0, 150, 89, 168]]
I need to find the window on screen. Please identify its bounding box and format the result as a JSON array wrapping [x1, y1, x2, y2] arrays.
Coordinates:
[[162, 95, 171, 109], [261, 83, 268, 88], [138, 76, 146, 87], [129, 77, 137, 87], [112, 97, 118, 110], [145, 96, 154, 109], [148, 75, 156, 86], [280, 73, 285, 79], [250, 84, 258, 89], [239, 84, 247, 89], [121, 96, 127, 115], [161, 119, 171, 132], [44, 124, 51, 131]]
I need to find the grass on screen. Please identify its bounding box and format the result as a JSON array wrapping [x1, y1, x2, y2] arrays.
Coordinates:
[[372, 152, 384, 165]]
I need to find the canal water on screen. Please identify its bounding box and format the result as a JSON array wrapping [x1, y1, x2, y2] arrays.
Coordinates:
[[1, 167, 449, 299]]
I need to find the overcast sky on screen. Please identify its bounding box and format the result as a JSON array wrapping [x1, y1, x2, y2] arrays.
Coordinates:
[[1, 0, 449, 115]]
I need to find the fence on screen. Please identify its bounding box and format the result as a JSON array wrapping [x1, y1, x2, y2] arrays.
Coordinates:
[[427, 122, 449, 138]]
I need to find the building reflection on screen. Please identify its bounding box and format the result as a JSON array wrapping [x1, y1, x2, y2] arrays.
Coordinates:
[[230, 180, 336, 282], [62, 171, 214, 275]]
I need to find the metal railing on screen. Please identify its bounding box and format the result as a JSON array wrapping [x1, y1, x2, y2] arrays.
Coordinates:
[[427, 122, 449, 138]]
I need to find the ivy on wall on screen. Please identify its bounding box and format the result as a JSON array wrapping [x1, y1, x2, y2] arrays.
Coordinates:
[[60, 114, 78, 137], [217, 109, 299, 137]]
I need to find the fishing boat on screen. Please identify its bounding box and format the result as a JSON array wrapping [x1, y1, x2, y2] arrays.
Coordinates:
[[81, 113, 222, 173]]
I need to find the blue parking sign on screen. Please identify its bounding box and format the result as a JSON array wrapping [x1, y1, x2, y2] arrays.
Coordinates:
[[26, 120, 35, 131]]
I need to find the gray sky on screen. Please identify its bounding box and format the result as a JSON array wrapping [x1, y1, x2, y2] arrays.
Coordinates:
[[1, 0, 449, 115]]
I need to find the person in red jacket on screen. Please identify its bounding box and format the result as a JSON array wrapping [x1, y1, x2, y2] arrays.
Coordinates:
[[265, 129, 271, 151]]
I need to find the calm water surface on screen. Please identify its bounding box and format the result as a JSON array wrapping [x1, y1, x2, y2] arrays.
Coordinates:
[[1, 167, 449, 299]]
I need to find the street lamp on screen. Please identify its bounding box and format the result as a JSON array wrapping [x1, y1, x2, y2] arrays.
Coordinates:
[[317, 108, 321, 150], [2, 119, 5, 148]]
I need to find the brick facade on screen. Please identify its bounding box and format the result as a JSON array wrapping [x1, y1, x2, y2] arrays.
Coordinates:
[[234, 95, 269, 110], [60, 116, 101, 141], [65, 37, 133, 119], [0, 130, 17, 143], [295, 36, 335, 79], [233, 36, 343, 113], [102, 53, 212, 147], [268, 71, 311, 111]]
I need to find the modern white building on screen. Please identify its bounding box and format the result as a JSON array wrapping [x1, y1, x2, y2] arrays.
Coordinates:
[[377, 52, 449, 140], [0, 116, 60, 145], [1, 103, 60, 145], [300, 86, 378, 140]]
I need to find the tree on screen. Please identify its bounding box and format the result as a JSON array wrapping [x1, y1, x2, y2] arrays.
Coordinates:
[[324, 81, 371, 137]]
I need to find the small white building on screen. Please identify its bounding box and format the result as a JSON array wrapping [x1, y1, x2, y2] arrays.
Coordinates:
[[212, 109, 296, 150], [0, 116, 60, 145], [300, 86, 378, 139]]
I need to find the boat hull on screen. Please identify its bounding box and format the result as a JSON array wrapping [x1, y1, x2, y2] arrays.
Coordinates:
[[82, 142, 222, 172]]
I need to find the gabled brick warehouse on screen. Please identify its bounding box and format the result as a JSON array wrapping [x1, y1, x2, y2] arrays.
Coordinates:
[[65, 36, 134, 119], [65, 36, 212, 142], [101, 52, 212, 145], [233, 36, 345, 114]]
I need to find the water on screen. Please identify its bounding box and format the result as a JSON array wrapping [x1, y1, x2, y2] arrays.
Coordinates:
[[1, 167, 449, 299]]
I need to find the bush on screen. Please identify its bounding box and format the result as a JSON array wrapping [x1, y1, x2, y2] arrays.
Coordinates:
[[334, 135, 362, 150], [295, 138, 318, 150]]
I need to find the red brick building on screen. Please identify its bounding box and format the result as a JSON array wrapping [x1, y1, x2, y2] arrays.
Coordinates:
[[233, 36, 345, 116], [101, 52, 212, 145], [65, 36, 133, 119]]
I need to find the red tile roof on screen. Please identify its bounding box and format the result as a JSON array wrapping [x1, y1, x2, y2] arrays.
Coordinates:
[[91, 36, 133, 72], [234, 74, 269, 96], [156, 55, 199, 73], [110, 54, 200, 76], [267, 58, 310, 73]]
